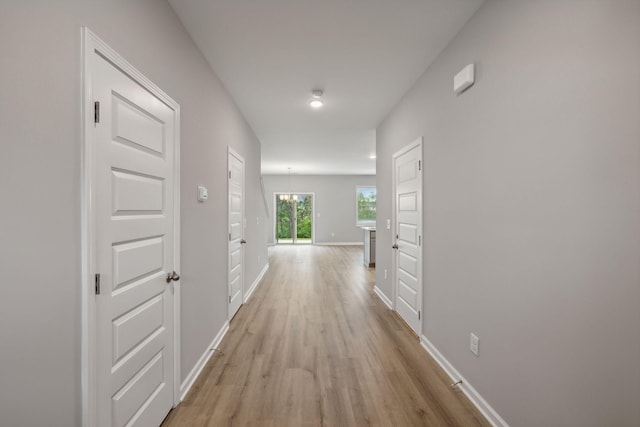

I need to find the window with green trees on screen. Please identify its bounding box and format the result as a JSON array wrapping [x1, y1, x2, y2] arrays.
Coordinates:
[[295, 195, 312, 239], [356, 186, 376, 226], [276, 193, 313, 243]]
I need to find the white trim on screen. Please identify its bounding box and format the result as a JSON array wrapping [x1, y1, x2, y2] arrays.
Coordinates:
[[420, 336, 509, 427], [244, 263, 269, 303], [260, 177, 270, 218], [315, 242, 364, 246], [81, 27, 182, 426], [179, 322, 230, 401], [172, 99, 182, 407], [373, 286, 393, 309], [228, 147, 246, 321], [80, 27, 95, 427]]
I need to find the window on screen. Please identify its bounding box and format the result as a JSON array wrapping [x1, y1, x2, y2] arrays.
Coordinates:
[[356, 186, 376, 226]]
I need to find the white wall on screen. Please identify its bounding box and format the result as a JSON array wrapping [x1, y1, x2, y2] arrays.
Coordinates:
[[262, 175, 376, 244], [375, 1, 640, 426], [0, 1, 268, 425]]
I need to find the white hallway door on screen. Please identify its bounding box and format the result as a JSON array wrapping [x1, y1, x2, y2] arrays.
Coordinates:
[[228, 148, 245, 319], [393, 139, 423, 336], [89, 32, 180, 427]]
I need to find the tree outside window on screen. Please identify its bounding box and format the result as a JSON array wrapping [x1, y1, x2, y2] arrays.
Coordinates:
[[356, 186, 376, 226]]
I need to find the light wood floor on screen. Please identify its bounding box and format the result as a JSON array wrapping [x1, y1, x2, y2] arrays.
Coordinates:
[[162, 245, 490, 427]]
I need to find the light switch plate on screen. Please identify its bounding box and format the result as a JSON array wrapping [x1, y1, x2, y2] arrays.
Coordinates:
[[470, 333, 479, 357], [197, 186, 208, 202]]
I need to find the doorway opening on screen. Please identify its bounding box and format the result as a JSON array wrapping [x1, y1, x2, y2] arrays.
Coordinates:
[[275, 193, 313, 244]]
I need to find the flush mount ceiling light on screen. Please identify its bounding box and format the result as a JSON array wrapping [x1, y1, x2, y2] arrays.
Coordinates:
[[308, 89, 325, 108]]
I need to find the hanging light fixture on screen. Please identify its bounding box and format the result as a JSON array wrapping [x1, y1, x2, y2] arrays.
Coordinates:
[[279, 168, 296, 202]]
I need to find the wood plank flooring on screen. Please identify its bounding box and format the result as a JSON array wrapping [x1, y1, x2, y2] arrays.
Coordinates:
[[162, 245, 490, 427]]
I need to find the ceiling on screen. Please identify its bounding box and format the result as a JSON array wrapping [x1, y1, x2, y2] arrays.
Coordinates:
[[168, 0, 485, 175]]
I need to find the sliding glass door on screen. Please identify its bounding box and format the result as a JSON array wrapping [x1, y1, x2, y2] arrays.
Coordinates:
[[275, 193, 313, 244]]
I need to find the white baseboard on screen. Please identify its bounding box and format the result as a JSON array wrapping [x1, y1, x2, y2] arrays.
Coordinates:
[[245, 263, 269, 303], [315, 242, 364, 246], [420, 336, 509, 427], [180, 321, 229, 401], [373, 285, 393, 309]]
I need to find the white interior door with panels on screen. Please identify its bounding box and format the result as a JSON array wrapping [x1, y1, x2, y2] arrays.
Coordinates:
[[228, 148, 246, 320], [83, 29, 180, 427], [392, 138, 423, 336]]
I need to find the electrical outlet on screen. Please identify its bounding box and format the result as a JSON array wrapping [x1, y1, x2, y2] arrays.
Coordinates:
[[384, 269, 388, 279], [470, 333, 479, 357]]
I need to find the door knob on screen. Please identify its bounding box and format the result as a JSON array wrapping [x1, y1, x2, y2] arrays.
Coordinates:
[[166, 271, 180, 283], [392, 244, 399, 250], [240, 239, 247, 244]]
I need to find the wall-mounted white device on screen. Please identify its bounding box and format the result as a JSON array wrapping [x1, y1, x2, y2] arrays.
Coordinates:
[[454, 63, 475, 95], [197, 186, 208, 202]]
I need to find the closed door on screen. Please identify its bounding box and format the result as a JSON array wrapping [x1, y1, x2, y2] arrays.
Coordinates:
[[228, 149, 245, 319], [92, 45, 178, 426], [393, 139, 423, 336]]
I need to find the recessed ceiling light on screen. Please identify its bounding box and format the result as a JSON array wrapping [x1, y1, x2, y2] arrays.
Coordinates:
[[369, 154, 376, 159]]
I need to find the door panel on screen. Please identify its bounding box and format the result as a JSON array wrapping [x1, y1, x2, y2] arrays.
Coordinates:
[[111, 170, 164, 214], [112, 237, 164, 289], [393, 141, 423, 336], [112, 295, 164, 362], [112, 93, 165, 154], [111, 351, 165, 427], [228, 150, 245, 319], [93, 50, 176, 427]]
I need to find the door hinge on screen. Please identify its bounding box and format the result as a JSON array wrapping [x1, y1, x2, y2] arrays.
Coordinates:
[[94, 101, 100, 124], [228, 171, 231, 179], [95, 273, 101, 295], [229, 296, 231, 303], [418, 311, 421, 320], [419, 235, 421, 246], [418, 160, 421, 171], [229, 233, 232, 241]]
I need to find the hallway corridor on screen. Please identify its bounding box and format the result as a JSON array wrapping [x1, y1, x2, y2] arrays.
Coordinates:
[[162, 245, 489, 426]]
